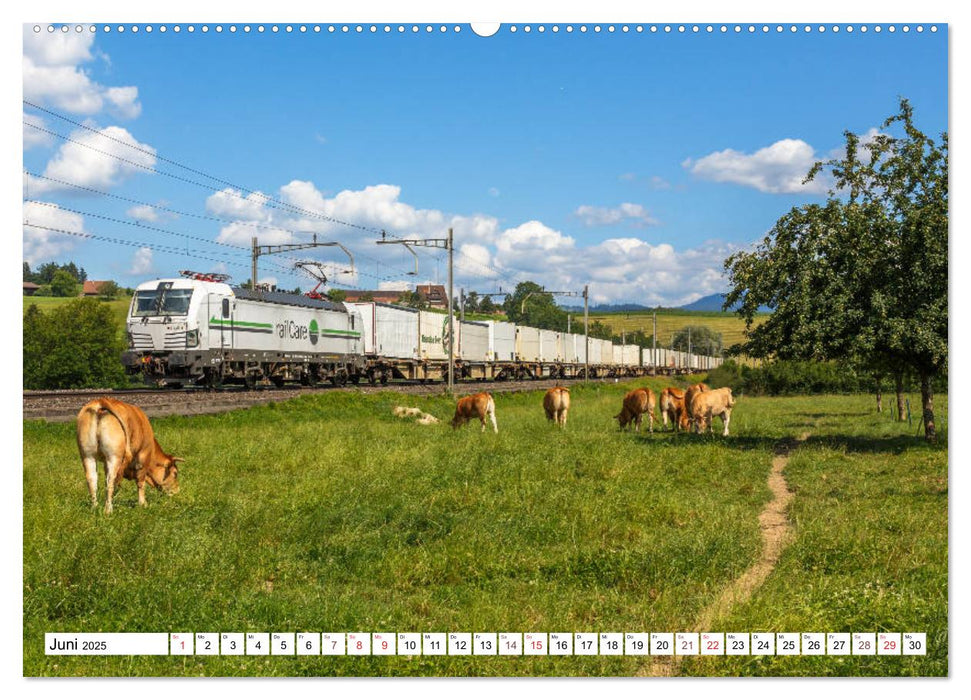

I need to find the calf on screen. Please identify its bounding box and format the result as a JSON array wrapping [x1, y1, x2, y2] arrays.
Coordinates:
[[682, 382, 710, 432], [543, 386, 571, 427], [616, 387, 656, 432], [690, 387, 737, 436], [659, 387, 686, 432], [76, 397, 182, 514], [451, 392, 498, 433]]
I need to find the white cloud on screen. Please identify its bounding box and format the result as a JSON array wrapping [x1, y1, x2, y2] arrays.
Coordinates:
[[203, 178, 734, 305], [23, 111, 52, 149], [28, 125, 157, 195], [126, 205, 158, 222], [129, 247, 154, 275], [488, 187, 500, 197], [22, 26, 141, 119], [683, 138, 829, 194], [22, 200, 84, 263], [649, 175, 671, 191], [206, 188, 272, 222], [618, 172, 636, 181], [575, 203, 659, 228], [378, 280, 412, 292]]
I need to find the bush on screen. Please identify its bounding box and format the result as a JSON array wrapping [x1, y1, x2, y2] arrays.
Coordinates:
[[33, 285, 53, 297], [50, 269, 79, 297], [23, 299, 127, 389]]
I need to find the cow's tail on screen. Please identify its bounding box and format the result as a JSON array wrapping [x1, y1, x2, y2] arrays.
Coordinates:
[[486, 396, 498, 433], [95, 399, 132, 465]]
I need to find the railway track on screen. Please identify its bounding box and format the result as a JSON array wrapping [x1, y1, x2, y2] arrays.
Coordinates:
[[23, 375, 638, 423]]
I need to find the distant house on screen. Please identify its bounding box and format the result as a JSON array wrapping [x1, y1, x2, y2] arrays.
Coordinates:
[[416, 284, 449, 309], [23, 282, 39, 296], [342, 290, 406, 304], [81, 280, 109, 297]]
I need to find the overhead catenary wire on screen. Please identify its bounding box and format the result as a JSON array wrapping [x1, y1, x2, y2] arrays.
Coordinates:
[[24, 102, 526, 291]]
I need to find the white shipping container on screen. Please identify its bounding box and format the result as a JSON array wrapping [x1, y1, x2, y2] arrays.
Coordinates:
[[486, 321, 517, 362], [622, 344, 639, 366], [572, 334, 587, 364], [346, 302, 419, 359], [516, 326, 541, 362], [539, 330, 561, 362], [588, 337, 602, 364], [418, 310, 450, 360], [459, 321, 489, 362]]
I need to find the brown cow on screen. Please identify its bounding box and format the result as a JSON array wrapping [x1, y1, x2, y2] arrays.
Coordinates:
[[543, 386, 571, 427], [682, 382, 710, 432], [659, 387, 686, 432], [76, 397, 182, 514], [690, 387, 737, 436], [616, 387, 656, 432], [451, 392, 498, 433]]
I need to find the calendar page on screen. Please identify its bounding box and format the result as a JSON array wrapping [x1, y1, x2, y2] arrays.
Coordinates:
[[20, 0, 949, 684]]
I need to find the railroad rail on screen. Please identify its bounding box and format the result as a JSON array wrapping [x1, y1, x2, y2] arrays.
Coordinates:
[[23, 375, 667, 423]]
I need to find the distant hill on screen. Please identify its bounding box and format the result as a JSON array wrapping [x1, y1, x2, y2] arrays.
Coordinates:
[[679, 293, 732, 312], [680, 293, 773, 313], [562, 294, 770, 314]]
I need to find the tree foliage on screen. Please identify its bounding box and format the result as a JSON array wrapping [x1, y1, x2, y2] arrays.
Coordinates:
[[97, 280, 121, 300], [724, 98, 947, 440], [23, 299, 127, 389], [23, 260, 86, 285], [50, 269, 79, 297], [671, 325, 722, 354]]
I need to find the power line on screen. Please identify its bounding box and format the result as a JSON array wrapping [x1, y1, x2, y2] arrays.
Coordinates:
[[24, 103, 522, 288]]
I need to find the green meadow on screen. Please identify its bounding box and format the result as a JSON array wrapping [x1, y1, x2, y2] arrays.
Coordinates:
[[23, 380, 947, 676]]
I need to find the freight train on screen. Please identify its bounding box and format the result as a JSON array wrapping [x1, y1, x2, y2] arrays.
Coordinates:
[[121, 274, 724, 388]]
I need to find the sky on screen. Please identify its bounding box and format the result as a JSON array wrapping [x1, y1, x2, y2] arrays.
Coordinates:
[[22, 21, 948, 306]]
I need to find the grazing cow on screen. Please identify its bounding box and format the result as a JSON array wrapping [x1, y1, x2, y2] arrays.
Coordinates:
[[616, 387, 656, 432], [690, 387, 737, 436], [659, 387, 686, 432], [76, 397, 182, 514], [682, 382, 711, 432], [451, 392, 498, 433], [543, 386, 571, 427]]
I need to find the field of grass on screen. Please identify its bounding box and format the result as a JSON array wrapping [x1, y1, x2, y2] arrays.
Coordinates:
[[587, 310, 768, 351], [23, 379, 946, 677]]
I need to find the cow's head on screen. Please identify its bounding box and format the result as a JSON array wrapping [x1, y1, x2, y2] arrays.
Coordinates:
[[615, 409, 630, 429], [146, 453, 183, 495]]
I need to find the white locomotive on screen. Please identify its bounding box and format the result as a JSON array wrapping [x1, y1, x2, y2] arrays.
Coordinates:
[[122, 273, 363, 387]]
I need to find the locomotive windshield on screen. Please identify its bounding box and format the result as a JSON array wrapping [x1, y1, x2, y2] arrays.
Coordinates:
[[131, 287, 193, 317]]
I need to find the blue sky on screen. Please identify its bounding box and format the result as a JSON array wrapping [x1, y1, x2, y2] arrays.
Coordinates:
[[22, 22, 948, 305]]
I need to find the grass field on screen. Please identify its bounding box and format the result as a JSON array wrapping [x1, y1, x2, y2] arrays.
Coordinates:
[[23, 379, 947, 677], [587, 310, 768, 351]]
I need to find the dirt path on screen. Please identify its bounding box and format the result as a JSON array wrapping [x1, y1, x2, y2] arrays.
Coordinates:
[[639, 432, 810, 677]]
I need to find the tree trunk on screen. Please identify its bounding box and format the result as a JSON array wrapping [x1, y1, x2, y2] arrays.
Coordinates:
[[875, 377, 883, 413], [920, 371, 936, 442], [894, 372, 906, 422]]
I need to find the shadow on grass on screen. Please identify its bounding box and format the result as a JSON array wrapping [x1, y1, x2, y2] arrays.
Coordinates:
[[630, 430, 945, 456]]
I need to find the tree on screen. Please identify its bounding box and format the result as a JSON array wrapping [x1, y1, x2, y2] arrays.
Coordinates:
[[725, 99, 947, 441], [23, 299, 127, 389], [396, 290, 429, 310], [327, 289, 347, 302], [50, 269, 79, 297], [464, 291, 479, 314], [359, 291, 375, 302], [479, 295, 496, 314], [502, 281, 569, 331], [97, 280, 121, 300], [671, 325, 722, 355]]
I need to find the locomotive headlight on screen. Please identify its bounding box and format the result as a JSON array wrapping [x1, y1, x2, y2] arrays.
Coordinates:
[[186, 329, 200, 348]]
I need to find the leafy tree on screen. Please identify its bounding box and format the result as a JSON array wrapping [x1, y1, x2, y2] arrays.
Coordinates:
[[479, 295, 496, 314], [327, 289, 347, 302], [671, 325, 722, 355], [33, 284, 53, 297], [359, 291, 375, 302], [97, 280, 121, 300], [50, 269, 79, 297], [396, 290, 429, 310], [23, 299, 127, 389], [464, 291, 479, 314], [502, 281, 569, 331], [725, 99, 946, 440]]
